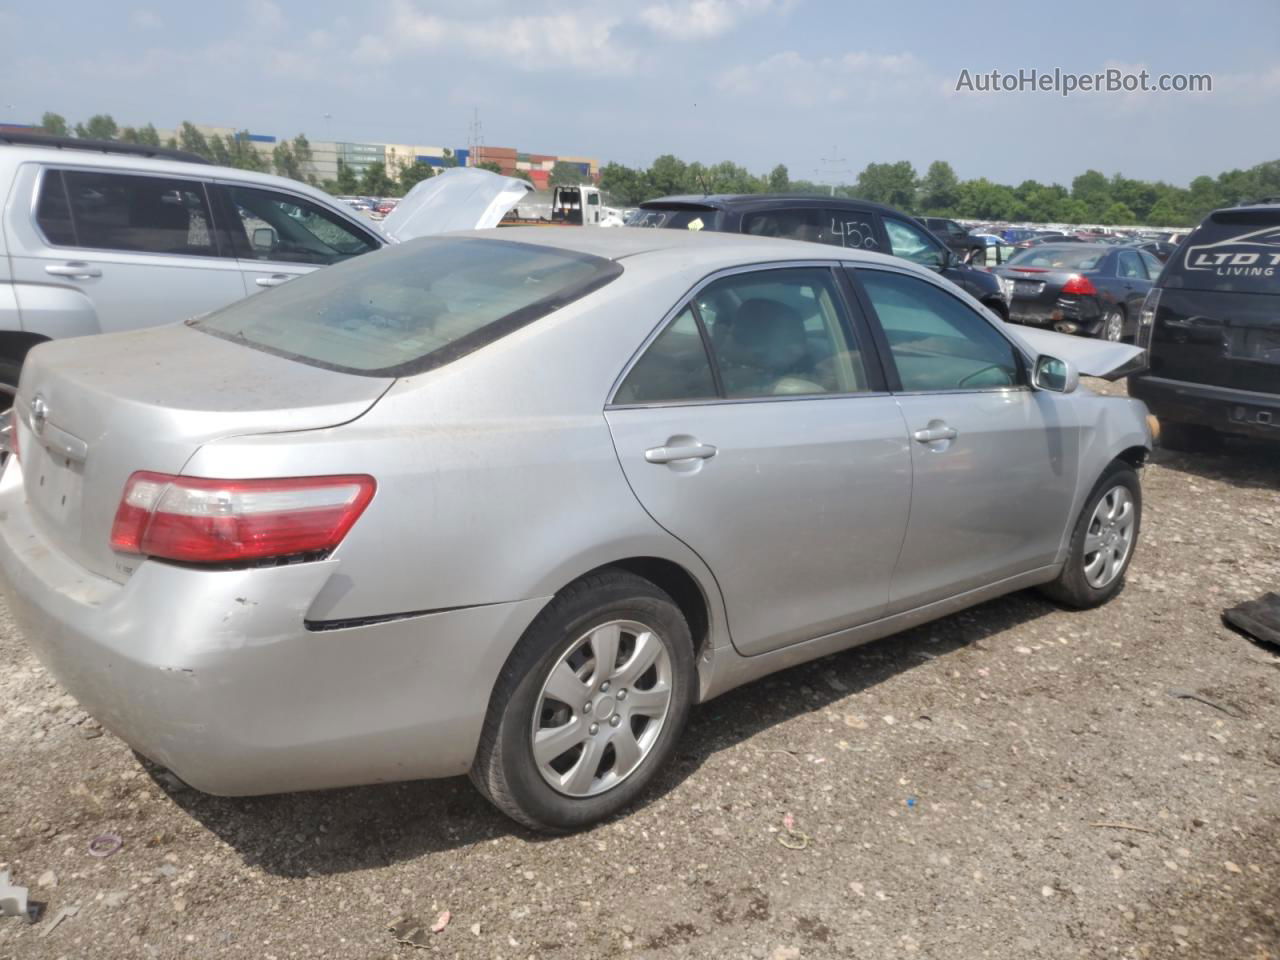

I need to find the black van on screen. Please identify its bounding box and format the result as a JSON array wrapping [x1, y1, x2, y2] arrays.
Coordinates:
[[1130, 203, 1280, 450]]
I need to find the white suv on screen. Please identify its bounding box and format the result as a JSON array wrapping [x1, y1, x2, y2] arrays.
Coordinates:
[[0, 134, 531, 395]]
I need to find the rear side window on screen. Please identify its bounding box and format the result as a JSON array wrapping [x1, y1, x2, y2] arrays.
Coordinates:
[[1164, 211, 1280, 293], [52, 170, 219, 257], [34, 170, 76, 246], [194, 236, 621, 377], [614, 308, 717, 404], [1117, 251, 1144, 279], [743, 208, 835, 246], [1006, 246, 1103, 271], [628, 208, 718, 230]]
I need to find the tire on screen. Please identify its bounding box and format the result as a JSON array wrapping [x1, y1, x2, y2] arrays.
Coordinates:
[[1099, 307, 1125, 342], [1039, 460, 1142, 609], [983, 299, 1009, 322], [469, 569, 695, 832], [1159, 420, 1224, 453]]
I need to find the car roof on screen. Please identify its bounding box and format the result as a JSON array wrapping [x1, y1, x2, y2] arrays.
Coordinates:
[[0, 139, 352, 213], [451, 225, 921, 272], [1017, 242, 1114, 254], [640, 193, 904, 217]]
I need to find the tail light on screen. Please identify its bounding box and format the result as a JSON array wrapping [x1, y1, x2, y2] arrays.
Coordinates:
[[1136, 287, 1161, 354], [111, 472, 376, 564], [1060, 274, 1098, 296]]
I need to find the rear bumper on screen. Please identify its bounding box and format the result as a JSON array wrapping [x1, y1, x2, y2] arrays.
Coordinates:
[[1008, 296, 1103, 335], [1130, 375, 1280, 441], [0, 462, 547, 795]]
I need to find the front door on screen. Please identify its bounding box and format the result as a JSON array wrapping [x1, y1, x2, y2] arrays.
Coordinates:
[[852, 266, 1080, 611], [605, 265, 913, 656]]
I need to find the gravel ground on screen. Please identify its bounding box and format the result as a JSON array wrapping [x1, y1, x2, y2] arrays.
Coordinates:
[[2, 389, 1279, 960]]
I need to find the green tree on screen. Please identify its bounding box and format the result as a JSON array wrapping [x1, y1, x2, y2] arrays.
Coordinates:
[[359, 162, 396, 197], [398, 159, 435, 194], [918, 161, 959, 213], [40, 112, 69, 136], [476, 160, 503, 174], [599, 162, 648, 205], [549, 161, 584, 186], [272, 140, 301, 180], [137, 123, 161, 147], [768, 163, 790, 192], [646, 154, 690, 197], [334, 160, 360, 194], [852, 161, 917, 210], [207, 134, 233, 166], [1070, 169, 1111, 221], [178, 122, 212, 160], [118, 126, 141, 143], [1146, 196, 1190, 227], [510, 169, 533, 183], [1101, 201, 1136, 225], [74, 114, 119, 140], [440, 148, 459, 168]]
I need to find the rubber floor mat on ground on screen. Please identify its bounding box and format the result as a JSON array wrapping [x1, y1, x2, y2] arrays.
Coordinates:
[[1223, 591, 1280, 647]]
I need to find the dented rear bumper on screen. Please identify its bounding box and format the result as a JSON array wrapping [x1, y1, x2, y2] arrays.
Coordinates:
[[0, 462, 546, 795]]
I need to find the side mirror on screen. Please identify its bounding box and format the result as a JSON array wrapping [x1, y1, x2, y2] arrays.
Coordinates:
[[929, 247, 951, 272], [1033, 355, 1079, 394], [252, 226, 278, 253]]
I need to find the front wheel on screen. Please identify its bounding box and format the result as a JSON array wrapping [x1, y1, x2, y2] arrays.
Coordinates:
[[1039, 460, 1141, 609], [470, 569, 695, 832]]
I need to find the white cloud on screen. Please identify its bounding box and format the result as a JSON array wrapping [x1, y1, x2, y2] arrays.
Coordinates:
[[130, 9, 161, 30], [247, 0, 284, 31], [355, 1, 634, 74], [639, 0, 788, 40], [716, 50, 928, 106]]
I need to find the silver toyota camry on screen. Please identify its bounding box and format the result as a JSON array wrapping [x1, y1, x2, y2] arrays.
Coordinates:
[[0, 228, 1151, 831]]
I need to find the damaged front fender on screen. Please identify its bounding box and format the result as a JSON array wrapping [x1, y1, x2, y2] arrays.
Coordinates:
[[1006, 325, 1146, 381]]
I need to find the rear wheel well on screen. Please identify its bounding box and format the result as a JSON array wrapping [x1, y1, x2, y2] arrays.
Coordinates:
[[574, 558, 711, 662], [0, 332, 51, 374]]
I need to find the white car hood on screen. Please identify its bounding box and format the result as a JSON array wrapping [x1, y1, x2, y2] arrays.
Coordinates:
[[380, 167, 534, 241], [1004, 325, 1145, 380]]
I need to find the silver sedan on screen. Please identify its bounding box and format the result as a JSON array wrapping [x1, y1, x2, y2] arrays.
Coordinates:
[[0, 228, 1151, 830]]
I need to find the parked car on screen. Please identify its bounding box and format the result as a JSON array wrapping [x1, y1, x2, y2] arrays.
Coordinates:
[[919, 216, 978, 257], [0, 133, 531, 397], [964, 234, 1019, 269], [0, 228, 1151, 830], [1130, 203, 1280, 450], [995, 243, 1164, 341], [1014, 232, 1083, 249], [1132, 240, 1176, 263], [630, 194, 1012, 320]]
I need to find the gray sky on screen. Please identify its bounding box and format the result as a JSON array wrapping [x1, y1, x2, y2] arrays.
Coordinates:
[[3, 0, 1277, 186]]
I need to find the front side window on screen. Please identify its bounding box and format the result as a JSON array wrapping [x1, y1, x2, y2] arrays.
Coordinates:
[[195, 236, 620, 377], [858, 269, 1020, 392], [49, 169, 218, 257], [224, 185, 378, 265], [883, 218, 945, 268]]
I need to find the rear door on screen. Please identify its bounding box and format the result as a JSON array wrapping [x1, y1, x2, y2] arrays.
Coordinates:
[[1115, 250, 1152, 318], [211, 182, 382, 293], [605, 264, 913, 656], [850, 266, 1080, 611], [6, 164, 247, 332]]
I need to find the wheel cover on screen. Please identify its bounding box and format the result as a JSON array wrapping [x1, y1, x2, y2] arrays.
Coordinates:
[[531, 619, 674, 798], [1104, 312, 1123, 341], [1082, 484, 1135, 589]]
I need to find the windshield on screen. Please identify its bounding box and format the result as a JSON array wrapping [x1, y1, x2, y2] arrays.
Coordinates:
[[1163, 211, 1280, 294], [629, 207, 720, 231], [1006, 246, 1103, 271], [194, 236, 621, 377]]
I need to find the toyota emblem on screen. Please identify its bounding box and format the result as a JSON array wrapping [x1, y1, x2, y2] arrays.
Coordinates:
[[30, 394, 49, 436]]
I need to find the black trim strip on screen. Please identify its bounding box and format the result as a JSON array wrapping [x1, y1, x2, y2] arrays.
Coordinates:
[[304, 601, 501, 632]]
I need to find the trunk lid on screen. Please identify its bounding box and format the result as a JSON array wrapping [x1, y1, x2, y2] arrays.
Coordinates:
[[1147, 287, 1280, 393], [380, 167, 533, 241], [14, 323, 392, 583]]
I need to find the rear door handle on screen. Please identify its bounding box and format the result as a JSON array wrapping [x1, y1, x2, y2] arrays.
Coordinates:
[[45, 262, 101, 279], [645, 441, 718, 464], [912, 423, 958, 444], [255, 274, 292, 287]]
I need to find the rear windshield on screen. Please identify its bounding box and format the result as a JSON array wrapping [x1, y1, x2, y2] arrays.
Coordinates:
[[194, 236, 621, 377], [1006, 246, 1104, 271], [629, 207, 720, 231], [1163, 210, 1280, 293]]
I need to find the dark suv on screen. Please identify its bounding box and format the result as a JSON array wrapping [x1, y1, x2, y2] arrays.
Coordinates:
[[1130, 203, 1280, 449], [920, 216, 979, 258], [630, 195, 1011, 320]]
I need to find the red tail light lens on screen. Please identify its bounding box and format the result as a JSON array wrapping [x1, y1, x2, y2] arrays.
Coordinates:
[[1060, 274, 1098, 296], [110, 472, 376, 564]]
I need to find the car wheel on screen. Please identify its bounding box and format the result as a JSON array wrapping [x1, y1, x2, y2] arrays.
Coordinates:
[[1099, 308, 1125, 342], [983, 298, 1009, 322], [1038, 460, 1141, 610], [1159, 420, 1224, 453], [469, 568, 695, 832]]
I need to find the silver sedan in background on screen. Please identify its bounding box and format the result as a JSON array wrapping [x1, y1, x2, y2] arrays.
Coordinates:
[[0, 228, 1151, 830]]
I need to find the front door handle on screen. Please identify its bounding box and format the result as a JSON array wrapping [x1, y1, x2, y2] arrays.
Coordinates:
[[912, 423, 958, 444], [255, 274, 292, 287], [645, 441, 718, 464], [45, 262, 101, 279]]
